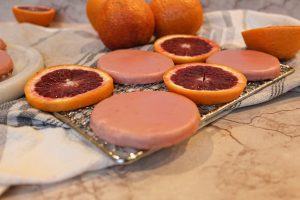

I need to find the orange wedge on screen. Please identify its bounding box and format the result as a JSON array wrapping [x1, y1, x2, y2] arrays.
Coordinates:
[[12, 5, 56, 26], [242, 26, 300, 60]]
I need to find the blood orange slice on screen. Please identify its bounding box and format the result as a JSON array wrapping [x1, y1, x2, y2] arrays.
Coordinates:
[[24, 65, 114, 112], [163, 63, 247, 105], [154, 34, 221, 64]]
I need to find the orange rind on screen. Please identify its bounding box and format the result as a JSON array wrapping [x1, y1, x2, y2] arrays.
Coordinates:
[[12, 5, 56, 27], [242, 26, 300, 60], [150, 0, 203, 37]]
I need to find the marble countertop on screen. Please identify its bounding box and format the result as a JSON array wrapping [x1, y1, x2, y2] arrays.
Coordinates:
[[2, 89, 300, 199]]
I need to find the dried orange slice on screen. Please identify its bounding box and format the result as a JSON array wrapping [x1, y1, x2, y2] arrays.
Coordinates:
[[163, 63, 247, 105], [24, 65, 114, 112], [12, 5, 56, 27], [154, 34, 220, 64], [242, 26, 300, 60]]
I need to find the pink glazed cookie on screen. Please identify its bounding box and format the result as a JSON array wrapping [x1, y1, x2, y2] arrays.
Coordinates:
[[0, 50, 14, 81], [206, 50, 281, 81], [0, 38, 7, 50], [97, 50, 174, 84], [90, 91, 201, 149]]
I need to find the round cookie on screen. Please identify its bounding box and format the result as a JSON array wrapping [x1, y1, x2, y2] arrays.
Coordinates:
[[206, 50, 281, 81], [0, 50, 13, 81], [97, 50, 174, 84], [90, 91, 201, 149]]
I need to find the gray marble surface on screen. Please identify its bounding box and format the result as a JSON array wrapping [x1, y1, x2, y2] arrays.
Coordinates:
[[0, 0, 299, 23]]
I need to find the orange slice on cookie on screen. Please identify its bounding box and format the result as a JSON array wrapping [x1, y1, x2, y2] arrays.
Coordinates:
[[24, 65, 114, 112]]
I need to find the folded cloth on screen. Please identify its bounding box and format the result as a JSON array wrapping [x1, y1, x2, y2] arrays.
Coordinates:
[[0, 10, 299, 193]]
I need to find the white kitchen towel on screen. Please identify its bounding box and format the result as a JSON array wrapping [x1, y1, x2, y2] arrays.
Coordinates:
[[0, 10, 299, 193]]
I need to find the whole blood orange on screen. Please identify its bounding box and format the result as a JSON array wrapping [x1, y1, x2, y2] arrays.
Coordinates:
[[150, 0, 203, 37], [86, 0, 154, 50], [242, 26, 300, 60], [154, 34, 220, 64], [86, 0, 106, 31], [163, 63, 247, 105], [12, 5, 56, 27], [24, 65, 114, 112]]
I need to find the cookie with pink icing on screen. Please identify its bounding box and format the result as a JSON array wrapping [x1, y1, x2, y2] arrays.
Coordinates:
[[90, 91, 200, 149], [0, 50, 13, 81], [0, 38, 7, 50], [206, 50, 280, 81]]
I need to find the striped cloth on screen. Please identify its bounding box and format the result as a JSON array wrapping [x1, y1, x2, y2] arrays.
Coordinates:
[[0, 10, 299, 192]]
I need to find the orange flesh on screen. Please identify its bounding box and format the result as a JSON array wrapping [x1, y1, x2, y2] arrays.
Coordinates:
[[171, 65, 238, 90], [34, 69, 103, 98], [161, 37, 213, 56]]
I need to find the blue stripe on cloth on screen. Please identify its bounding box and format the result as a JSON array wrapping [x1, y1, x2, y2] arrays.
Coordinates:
[[0, 99, 69, 129]]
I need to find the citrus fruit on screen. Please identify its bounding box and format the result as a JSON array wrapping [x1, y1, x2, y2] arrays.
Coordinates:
[[24, 65, 114, 112], [206, 50, 281, 81], [150, 0, 203, 37], [90, 91, 200, 149], [154, 34, 221, 64], [163, 63, 247, 105], [86, 0, 106, 31], [242, 26, 300, 60], [12, 5, 56, 27], [86, 0, 154, 50], [97, 49, 174, 84]]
